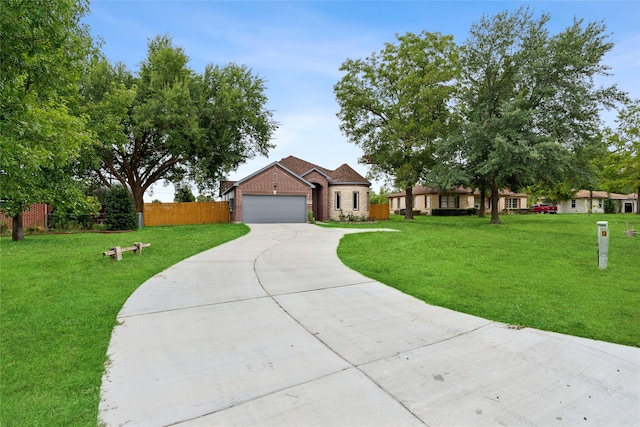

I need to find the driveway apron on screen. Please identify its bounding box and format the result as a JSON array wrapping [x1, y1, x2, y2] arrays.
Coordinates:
[[99, 223, 640, 426]]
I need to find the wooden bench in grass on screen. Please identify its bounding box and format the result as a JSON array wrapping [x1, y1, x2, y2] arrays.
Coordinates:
[[103, 242, 151, 261]]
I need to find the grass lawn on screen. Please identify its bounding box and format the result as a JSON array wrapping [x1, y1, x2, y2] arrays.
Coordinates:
[[329, 213, 640, 347], [0, 223, 249, 427]]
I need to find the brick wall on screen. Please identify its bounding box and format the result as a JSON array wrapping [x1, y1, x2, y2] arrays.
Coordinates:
[[235, 165, 313, 222], [0, 204, 49, 230]]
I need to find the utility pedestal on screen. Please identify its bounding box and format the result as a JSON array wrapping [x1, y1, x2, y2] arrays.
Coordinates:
[[597, 221, 609, 269]]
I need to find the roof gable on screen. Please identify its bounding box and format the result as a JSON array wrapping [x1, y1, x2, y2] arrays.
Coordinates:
[[221, 161, 315, 195], [301, 167, 332, 180]]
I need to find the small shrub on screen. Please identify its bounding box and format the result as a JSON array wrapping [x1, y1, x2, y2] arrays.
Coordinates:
[[604, 198, 617, 214], [432, 208, 478, 216], [50, 211, 90, 230], [25, 226, 44, 234], [104, 186, 138, 231], [307, 210, 316, 224]]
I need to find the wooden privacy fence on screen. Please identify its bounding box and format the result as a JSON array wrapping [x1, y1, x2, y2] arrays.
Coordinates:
[[144, 201, 230, 226], [369, 203, 390, 221]]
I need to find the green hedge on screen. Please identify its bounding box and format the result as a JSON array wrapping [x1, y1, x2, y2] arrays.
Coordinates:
[[432, 208, 478, 216]]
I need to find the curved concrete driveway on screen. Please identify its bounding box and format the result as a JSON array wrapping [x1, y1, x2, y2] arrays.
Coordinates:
[[99, 224, 639, 426]]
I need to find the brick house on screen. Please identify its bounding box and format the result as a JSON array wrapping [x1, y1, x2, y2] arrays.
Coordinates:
[[0, 203, 50, 231], [221, 156, 371, 223], [388, 186, 529, 215]]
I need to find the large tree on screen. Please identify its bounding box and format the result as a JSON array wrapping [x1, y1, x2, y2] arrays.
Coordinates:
[[334, 31, 460, 220], [0, 0, 96, 240], [80, 35, 278, 212], [444, 7, 624, 224], [602, 99, 640, 213]]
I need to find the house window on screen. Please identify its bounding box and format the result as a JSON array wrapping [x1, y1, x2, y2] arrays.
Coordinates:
[[506, 198, 518, 209], [598, 199, 603, 208], [425, 196, 429, 208], [571, 200, 576, 208], [440, 195, 457, 208], [335, 191, 341, 210], [353, 191, 359, 210]]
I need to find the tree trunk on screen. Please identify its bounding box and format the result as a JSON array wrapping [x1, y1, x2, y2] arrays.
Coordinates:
[[490, 177, 500, 224], [12, 213, 24, 241], [404, 186, 414, 220], [131, 185, 145, 213], [478, 187, 486, 218], [588, 189, 593, 214], [637, 185, 640, 215]]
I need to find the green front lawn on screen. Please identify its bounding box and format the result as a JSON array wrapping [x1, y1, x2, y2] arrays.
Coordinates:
[[2, 215, 638, 426], [331, 214, 640, 347], [0, 224, 249, 427]]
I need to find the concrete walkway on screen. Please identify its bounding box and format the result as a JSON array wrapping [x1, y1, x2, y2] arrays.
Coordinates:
[[99, 224, 639, 426]]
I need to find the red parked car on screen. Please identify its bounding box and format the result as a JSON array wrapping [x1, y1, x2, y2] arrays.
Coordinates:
[[531, 203, 557, 214]]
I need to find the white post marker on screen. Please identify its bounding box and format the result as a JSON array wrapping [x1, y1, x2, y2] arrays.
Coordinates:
[[597, 221, 609, 269]]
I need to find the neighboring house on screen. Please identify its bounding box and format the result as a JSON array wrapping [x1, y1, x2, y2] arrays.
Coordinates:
[[388, 186, 528, 215], [0, 203, 50, 230], [557, 190, 638, 214], [221, 156, 371, 223]]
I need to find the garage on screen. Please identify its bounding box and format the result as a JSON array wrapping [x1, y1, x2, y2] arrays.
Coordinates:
[[242, 195, 306, 223]]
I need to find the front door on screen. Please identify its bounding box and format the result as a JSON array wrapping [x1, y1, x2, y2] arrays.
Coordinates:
[[311, 184, 324, 221]]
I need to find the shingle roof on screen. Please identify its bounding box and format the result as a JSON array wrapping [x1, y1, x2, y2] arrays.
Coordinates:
[[331, 163, 370, 183], [278, 156, 369, 185], [221, 156, 370, 196], [219, 181, 236, 195], [388, 186, 526, 198], [278, 156, 330, 176], [572, 190, 637, 200]]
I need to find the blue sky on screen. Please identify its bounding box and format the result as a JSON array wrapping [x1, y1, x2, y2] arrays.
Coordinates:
[[83, 1, 640, 201]]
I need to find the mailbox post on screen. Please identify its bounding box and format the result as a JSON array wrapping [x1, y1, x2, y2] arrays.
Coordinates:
[[597, 221, 609, 269]]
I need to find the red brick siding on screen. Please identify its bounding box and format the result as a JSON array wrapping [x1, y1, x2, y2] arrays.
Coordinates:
[[0, 204, 49, 230], [234, 165, 312, 222]]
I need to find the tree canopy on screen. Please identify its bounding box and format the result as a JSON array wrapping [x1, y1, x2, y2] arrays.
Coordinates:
[[440, 7, 625, 223], [334, 31, 460, 219], [80, 35, 278, 212], [0, 0, 97, 240]]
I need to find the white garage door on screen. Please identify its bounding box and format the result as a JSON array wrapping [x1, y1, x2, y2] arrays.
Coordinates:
[[242, 195, 306, 223]]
